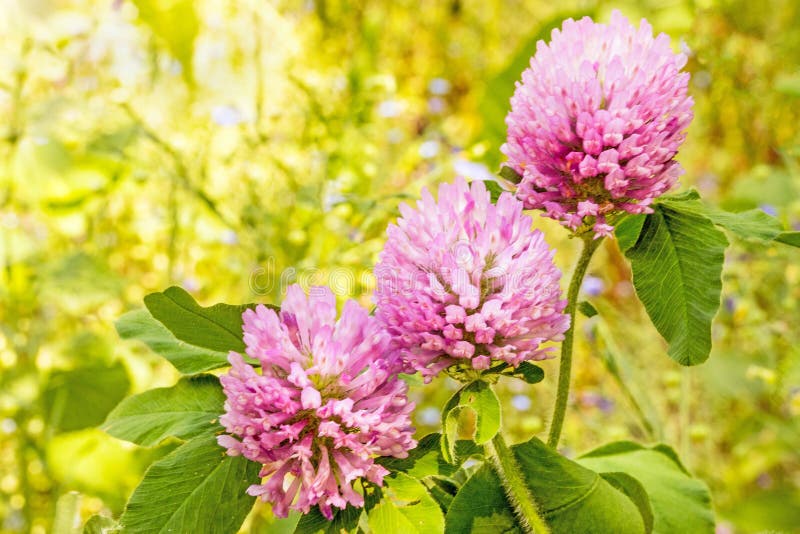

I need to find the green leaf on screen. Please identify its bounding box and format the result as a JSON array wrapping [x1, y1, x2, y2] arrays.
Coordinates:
[[43, 361, 130, 433], [144, 286, 256, 353], [117, 287, 269, 374], [659, 189, 800, 248], [425, 476, 459, 513], [700, 207, 783, 241], [775, 231, 800, 247], [103, 374, 224, 447], [622, 204, 728, 365], [368, 473, 445, 534], [498, 166, 522, 184], [484, 180, 505, 203], [445, 437, 650, 533], [506, 361, 545, 384], [578, 301, 598, 318], [599, 472, 654, 533], [615, 214, 647, 252], [444, 466, 521, 534], [294, 505, 362, 534], [659, 194, 782, 242], [378, 433, 457, 479], [132, 0, 199, 84], [455, 381, 501, 444], [444, 407, 478, 460], [120, 433, 260, 534], [660, 190, 700, 202], [116, 309, 230, 374], [579, 442, 714, 534], [441, 381, 501, 462], [83, 514, 118, 534]]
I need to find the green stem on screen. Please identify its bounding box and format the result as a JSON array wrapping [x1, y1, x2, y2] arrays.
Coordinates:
[[547, 235, 603, 448], [486, 432, 551, 534]]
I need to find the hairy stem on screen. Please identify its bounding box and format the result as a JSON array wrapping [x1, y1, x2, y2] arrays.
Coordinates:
[[486, 432, 551, 534], [547, 236, 603, 448]]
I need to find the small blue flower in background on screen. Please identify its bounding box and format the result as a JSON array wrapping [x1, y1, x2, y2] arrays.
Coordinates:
[[220, 230, 238, 245], [759, 204, 777, 217], [512, 394, 532, 411], [428, 97, 446, 114], [581, 275, 604, 297], [419, 140, 441, 159], [211, 105, 245, 126], [580, 392, 615, 414], [418, 406, 441, 426], [428, 77, 451, 95], [377, 99, 403, 118]]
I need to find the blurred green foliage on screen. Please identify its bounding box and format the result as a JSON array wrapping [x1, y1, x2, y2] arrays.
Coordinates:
[[0, 0, 798, 532]]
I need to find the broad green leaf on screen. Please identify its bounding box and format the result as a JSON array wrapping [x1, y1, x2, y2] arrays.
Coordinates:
[[579, 442, 714, 534], [659, 189, 799, 247], [507, 361, 545, 384], [117, 287, 270, 373], [775, 231, 800, 247], [622, 204, 728, 365], [659, 194, 782, 242], [143, 286, 256, 353], [700, 207, 783, 241], [425, 476, 459, 513], [599, 472, 654, 533], [444, 466, 521, 534], [116, 309, 232, 374], [120, 434, 260, 534], [83, 514, 118, 534], [445, 437, 649, 533], [294, 505, 362, 534], [615, 214, 647, 252], [660, 190, 700, 202], [378, 433, 457, 479], [103, 374, 224, 447], [132, 0, 199, 83], [367, 473, 445, 534], [43, 361, 130, 433], [441, 381, 501, 461]]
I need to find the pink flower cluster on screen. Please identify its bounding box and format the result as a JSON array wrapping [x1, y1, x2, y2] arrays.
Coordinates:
[[374, 178, 569, 379], [502, 10, 694, 236], [217, 285, 416, 519], [215, 10, 695, 522]]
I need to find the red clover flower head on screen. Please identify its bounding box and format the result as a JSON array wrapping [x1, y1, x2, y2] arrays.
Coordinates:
[[375, 178, 569, 380], [502, 10, 694, 236], [218, 285, 416, 520]]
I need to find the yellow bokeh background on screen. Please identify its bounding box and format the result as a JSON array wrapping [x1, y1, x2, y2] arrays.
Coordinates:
[[1, 0, 799, 532]]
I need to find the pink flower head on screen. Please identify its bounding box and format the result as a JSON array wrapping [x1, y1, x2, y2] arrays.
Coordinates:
[[217, 285, 416, 520], [374, 178, 569, 380], [502, 10, 694, 235]]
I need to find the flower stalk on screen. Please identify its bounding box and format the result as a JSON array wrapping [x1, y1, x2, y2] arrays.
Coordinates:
[[486, 431, 551, 534], [547, 235, 603, 448]]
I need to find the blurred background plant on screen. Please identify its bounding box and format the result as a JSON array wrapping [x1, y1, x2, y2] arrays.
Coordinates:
[[0, 0, 798, 532]]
